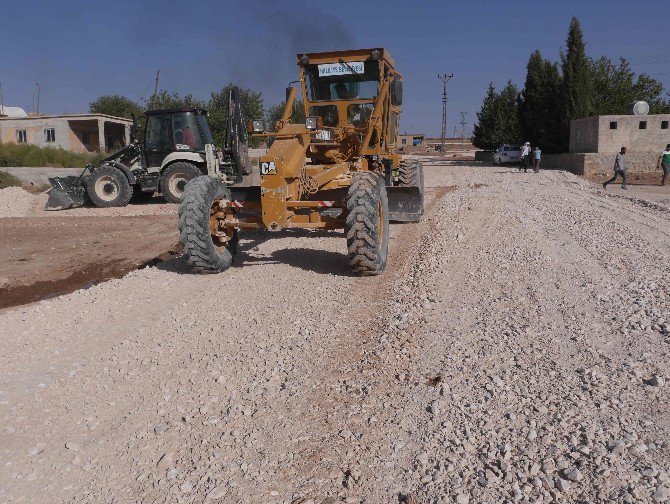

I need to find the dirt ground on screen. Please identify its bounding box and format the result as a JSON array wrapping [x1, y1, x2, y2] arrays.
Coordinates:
[[1, 161, 669, 503], [0, 214, 178, 309]]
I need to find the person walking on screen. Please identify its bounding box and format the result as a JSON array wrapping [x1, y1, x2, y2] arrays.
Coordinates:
[[603, 146, 627, 190], [520, 142, 531, 172], [533, 146, 542, 173], [657, 144, 670, 186]]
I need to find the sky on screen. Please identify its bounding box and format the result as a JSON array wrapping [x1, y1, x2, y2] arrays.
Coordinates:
[[1, 0, 668, 137]]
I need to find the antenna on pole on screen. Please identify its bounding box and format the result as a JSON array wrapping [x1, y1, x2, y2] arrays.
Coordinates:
[[459, 111, 468, 139], [35, 83, 40, 116], [151, 70, 160, 107], [437, 73, 453, 156]]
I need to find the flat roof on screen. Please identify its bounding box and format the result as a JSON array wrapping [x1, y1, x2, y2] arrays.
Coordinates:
[[0, 113, 132, 123]]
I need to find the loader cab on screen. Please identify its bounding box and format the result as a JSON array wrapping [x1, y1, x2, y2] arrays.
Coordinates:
[[298, 48, 402, 153], [143, 108, 212, 168]]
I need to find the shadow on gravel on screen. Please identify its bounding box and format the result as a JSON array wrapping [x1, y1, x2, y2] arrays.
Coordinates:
[[253, 248, 350, 276], [155, 229, 351, 276]]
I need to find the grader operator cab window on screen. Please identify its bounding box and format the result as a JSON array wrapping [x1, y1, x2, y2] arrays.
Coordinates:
[[347, 103, 374, 127], [304, 60, 380, 102], [308, 105, 338, 127]]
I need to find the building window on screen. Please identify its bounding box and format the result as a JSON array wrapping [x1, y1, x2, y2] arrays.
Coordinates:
[[81, 131, 90, 144], [45, 128, 56, 142], [609, 121, 617, 129], [16, 130, 27, 143], [401, 138, 407, 145], [662, 121, 669, 130], [639, 121, 647, 130]]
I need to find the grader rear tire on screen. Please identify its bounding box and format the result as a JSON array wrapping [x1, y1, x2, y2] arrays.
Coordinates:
[[178, 176, 238, 273], [345, 172, 389, 276]]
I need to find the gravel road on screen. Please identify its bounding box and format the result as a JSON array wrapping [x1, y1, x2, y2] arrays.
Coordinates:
[[1, 160, 669, 503]]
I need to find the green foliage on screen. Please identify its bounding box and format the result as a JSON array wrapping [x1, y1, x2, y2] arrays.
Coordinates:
[[207, 84, 265, 148], [143, 90, 206, 111], [478, 16, 670, 154], [266, 99, 307, 131], [0, 143, 105, 168], [590, 56, 670, 114], [89, 95, 143, 119], [0, 170, 23, 189], [519, 51, 563, 153], [473, 82, 520, 151], [559, 17, 592, 151]]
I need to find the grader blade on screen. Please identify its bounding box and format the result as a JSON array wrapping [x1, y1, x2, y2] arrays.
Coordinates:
[[45, 176, 87, 210], [387, 185, 423, 222]]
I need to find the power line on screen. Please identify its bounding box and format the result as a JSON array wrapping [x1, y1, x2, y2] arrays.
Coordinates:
[[437, 73, 453, 155]]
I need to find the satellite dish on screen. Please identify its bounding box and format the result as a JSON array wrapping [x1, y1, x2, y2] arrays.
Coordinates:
[[626, 101, 650, 115]]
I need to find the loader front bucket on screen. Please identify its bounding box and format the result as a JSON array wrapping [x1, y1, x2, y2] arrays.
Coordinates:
[[387, 185, 424, 222], [45, 176, 87, 211]]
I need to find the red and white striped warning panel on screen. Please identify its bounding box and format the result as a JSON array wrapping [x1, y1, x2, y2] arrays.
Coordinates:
[[318, 201, 334, 207], [231, 201, 244, 208]]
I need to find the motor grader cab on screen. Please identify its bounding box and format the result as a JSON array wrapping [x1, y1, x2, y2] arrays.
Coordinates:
[[179, 48, 424, 276]]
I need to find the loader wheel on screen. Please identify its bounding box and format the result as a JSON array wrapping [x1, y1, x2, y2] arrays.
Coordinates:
[[398, 159, 425, 221], [86, 165, 133, 208], [345, 172, 389, 276], [161, 162, 202, 204], [179, 175, 238, 273]]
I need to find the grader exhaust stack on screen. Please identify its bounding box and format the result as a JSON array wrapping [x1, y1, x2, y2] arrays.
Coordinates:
[[178, 48, 424, 276]]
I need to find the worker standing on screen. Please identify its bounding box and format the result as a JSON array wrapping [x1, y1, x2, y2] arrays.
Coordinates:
[[657, 144, 670, 186], [603, 146, 627, 190], [533, 146, 541, 173], [520, 142, 531, 172]]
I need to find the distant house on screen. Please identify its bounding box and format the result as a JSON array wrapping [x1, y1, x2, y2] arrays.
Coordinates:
[[0, 113, 132, 153], [570, 114, 670, 153], [398, 133, 425, 147]]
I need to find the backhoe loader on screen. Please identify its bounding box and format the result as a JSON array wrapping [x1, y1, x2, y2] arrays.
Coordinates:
[[179, 48, 424, 276]]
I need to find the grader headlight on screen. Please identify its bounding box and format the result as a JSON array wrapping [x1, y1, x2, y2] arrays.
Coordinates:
[[305, 116, 319, 130], [252, 120, 266, 133]]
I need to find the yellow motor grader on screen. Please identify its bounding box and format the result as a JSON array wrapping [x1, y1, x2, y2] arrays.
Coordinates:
[[178, 48, 424, 276]]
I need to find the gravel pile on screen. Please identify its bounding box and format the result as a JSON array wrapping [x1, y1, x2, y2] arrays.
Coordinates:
[[0, 164, 667, 503], [0, 186, 39, 218]]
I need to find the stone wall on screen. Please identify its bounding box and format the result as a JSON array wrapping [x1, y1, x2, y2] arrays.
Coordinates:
[[474, 151, 495, 163], [542, 152, 662, 181]]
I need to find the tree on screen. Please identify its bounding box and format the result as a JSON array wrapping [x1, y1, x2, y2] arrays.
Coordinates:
[[207, 84, 265, 148], [142, 90, 206, 111], [499, 80, 520, 144], [473, 81, 519, 150], [266, 100, 307, 131], [589, 56, 670, 115], [559, 17, 592, 151], [89, 95, 142, 119], [518, 51, 564, 153], [473, 83, 501, 151]]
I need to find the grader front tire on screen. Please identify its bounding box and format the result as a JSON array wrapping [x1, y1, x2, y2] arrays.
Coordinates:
[[345, 172, 389, 276], [178, 176, 237, 273]]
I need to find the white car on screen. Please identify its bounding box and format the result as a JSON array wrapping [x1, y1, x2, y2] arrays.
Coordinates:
[[493, 144, 521, 165]]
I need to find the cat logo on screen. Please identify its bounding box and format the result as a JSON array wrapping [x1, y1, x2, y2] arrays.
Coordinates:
[[261, 161, 277, 175]]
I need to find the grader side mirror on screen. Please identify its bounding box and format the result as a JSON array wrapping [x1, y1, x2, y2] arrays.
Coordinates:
[[391, 80, 403, 106]]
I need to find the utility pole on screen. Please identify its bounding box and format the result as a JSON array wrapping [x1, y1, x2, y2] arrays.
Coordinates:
[[459, 111, 468, 139], [0, 81, 4, 116], [35, 83, 40, 116], [437, 73, 453, 155], [151, 70, 160, 107]]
